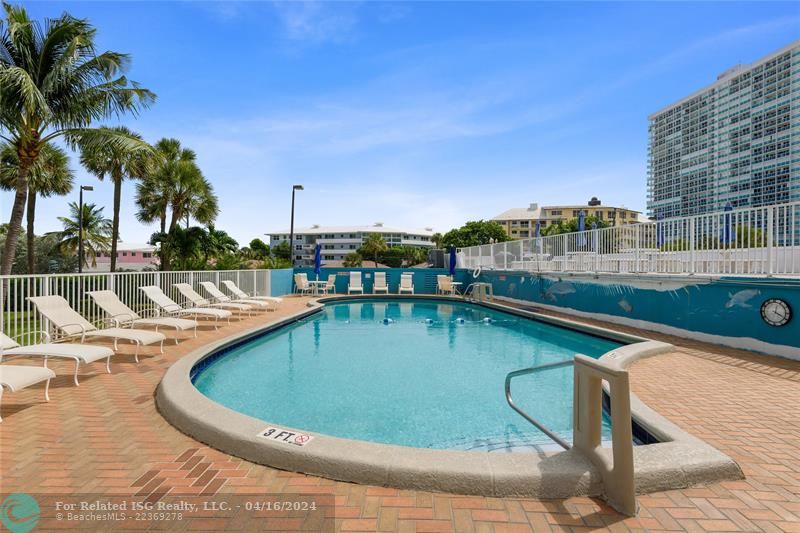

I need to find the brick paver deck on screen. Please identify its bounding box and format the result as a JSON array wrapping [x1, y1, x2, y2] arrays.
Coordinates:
[[0, 297, 798, 532]]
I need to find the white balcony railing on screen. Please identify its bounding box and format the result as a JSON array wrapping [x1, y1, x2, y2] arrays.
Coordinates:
[[460, 202, 800, 277]]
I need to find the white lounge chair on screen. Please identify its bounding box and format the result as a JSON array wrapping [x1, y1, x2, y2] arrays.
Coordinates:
[[88, 290, 198, 344], [199, 282, 271, 311], [1, 332, 115, 386], [220, 280, 283, 305], [437, 275, 455, 295], [27, 296, 165, 361], [399, 273, 414, 294], [373, 272, 389, 294], [294, 273, 312, 295], [140, 285, 232, 329], [347, 272, 364, 294], [173, 283, 253, 317], [0, 364, 56, 422]]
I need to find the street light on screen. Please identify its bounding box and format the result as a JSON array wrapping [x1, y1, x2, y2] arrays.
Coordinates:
[[77, 185, 93, 274], [289, 184, 304, 266]]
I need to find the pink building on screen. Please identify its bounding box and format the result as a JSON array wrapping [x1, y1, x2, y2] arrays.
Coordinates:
[[92, 242, 159, 272]]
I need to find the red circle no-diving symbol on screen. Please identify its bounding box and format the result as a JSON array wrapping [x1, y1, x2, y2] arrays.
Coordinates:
[[295, 434, 310, 444]]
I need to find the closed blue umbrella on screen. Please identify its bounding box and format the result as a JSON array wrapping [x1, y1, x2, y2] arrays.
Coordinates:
[[656, 214, 664, 248], [577, 210, 586, 247], [313, 243, 322, 280], [449, 245, 457, 276], [721, 202, 736, 246]]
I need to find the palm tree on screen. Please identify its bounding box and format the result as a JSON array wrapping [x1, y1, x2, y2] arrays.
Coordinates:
[[1, 142, 74, 273], [0, 4, 155, 275], [56, 202, 112, 269], [361, 233, 388, 267], [80, 126, 151, 272], [135, 139, 218, 270], [202, 225, 238, 263]]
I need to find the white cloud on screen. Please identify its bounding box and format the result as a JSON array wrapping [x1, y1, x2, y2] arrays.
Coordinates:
[[271, 1, 360, 44]]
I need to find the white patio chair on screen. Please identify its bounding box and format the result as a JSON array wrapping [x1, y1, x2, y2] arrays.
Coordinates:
[[27, 296, 165, 362], [140, 285, 232, 329], [323, 274, 337, 294], [294, 273, 312, 295], [373, 272, 389, 294], [220, 280, 283, 305], [88, 290, 199, 344], [0, 364, 56, 422], [347, 272, 364, 294], [199, 282, 272, 311], [437, 275, 455, 295], [1, 331, 115, 386], [173, 283, 253, 317], [398, 273, 414, 294]]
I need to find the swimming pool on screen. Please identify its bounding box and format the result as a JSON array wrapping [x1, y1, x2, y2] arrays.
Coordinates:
[[192, 299, 622, 451]]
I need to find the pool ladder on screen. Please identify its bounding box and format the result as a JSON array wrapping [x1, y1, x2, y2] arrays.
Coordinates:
[[504, 359, 573, 451]]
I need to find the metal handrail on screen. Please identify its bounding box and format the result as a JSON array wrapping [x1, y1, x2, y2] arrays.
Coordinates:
[[505, 359, 574, 450]]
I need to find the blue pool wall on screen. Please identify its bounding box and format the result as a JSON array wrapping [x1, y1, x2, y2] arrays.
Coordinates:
[[293, 267, 469, 295], [475, 270, 800, 358]]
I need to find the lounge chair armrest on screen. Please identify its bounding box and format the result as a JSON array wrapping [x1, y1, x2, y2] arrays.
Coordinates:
[[11, 330, 52, 345], [109, 312, 136, 324], [139, 307, 162, 318], [96, 316, 124, 329]]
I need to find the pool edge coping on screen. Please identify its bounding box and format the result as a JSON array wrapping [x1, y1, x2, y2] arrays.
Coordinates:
[[156, 295, 743, 498]]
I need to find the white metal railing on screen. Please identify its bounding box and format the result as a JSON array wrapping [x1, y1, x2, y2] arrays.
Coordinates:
[[0, 269, 274, 345], [461, 202, 800, 276]]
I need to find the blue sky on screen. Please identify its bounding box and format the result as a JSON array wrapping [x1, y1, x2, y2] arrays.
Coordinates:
[[3, 2, 799, 246]]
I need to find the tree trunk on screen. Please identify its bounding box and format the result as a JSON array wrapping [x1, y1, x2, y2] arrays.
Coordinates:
[[26, 192, 37, 274], [1, 163, 31, 275], [110, 175, 122, 272]]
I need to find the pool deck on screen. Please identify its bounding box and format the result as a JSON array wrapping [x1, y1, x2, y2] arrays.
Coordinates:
[[1, 296, 799, 532]]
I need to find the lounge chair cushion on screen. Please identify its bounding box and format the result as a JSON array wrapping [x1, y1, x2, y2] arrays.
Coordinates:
[[0, 365, 56, 392]]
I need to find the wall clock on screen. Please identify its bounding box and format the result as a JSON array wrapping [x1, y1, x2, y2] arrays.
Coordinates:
[[760, 299, 791, 327]]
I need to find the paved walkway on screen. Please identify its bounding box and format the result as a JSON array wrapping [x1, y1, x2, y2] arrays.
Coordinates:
[[0, 297, 798, 532]]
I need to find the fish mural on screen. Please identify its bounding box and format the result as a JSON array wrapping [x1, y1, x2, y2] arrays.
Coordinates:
[[543, 280, 576, 301], [725, 289, 761, 309]]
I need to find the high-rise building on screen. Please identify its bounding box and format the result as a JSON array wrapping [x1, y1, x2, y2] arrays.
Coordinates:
[[647, 39, 800, 220]]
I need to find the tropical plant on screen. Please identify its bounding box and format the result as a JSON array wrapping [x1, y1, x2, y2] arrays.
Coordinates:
[[540, 216, 609, 236], [249, 238, 270, 259], [440, 220, 509, 248], [1, 142, 73, 273], [343, 252, 363, 267], [135, 138, 218, 269], [271, 241, 291, 260], [56, 202, 112, 268], [361, 233, 388, 267], [0, 3, 155, 275], [80, 126, 152, 272], [149, 226, 207, 271], [431, 232, 443, 249], [202, 225, 238, 263], [260, 256, 292, 269]]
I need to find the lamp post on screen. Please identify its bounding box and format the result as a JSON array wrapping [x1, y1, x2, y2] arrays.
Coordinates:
[[289, 184, 304, 266], [77, 185, 94, 274]]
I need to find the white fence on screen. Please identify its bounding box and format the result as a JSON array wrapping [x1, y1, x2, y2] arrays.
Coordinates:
[[1, 269, 274, 345], [461, 202, 800, 276]]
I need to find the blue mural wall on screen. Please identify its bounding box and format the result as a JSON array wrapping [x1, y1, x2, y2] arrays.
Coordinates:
[[294, 267, 468, 295], [269, 269, 294, 297], [477, 270, 800, 354]]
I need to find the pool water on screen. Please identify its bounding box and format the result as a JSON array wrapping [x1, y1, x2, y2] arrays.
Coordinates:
[[193, 299, 622, 452]]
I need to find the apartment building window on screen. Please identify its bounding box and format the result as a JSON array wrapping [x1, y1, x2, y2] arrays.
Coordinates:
[[122, 252, 128, 257], [549, 210, 562, 216], [295, 245, 303, 251], [143, 253, 151, 258]]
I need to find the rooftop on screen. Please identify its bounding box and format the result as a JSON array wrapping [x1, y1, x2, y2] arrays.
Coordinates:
[[269, 224, 435, 236]]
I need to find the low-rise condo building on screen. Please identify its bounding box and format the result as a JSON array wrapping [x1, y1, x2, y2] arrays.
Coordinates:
[[492, 198, 640, 239], [92, 242, 159, 271], [268, 223, 435, 265]]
